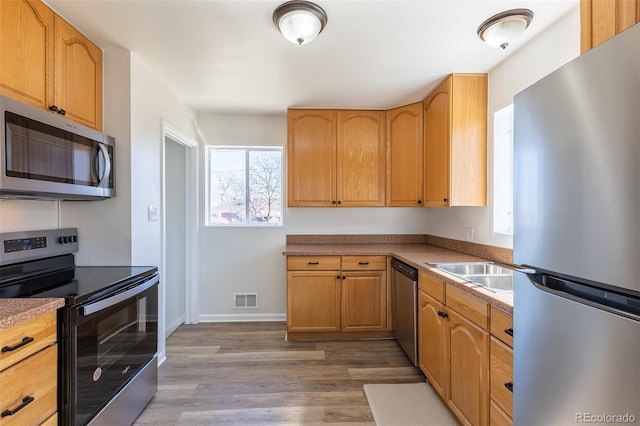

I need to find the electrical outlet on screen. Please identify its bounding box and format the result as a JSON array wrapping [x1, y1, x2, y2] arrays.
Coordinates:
[[148, 205, 159, 222], [464, 227, 474, 241]]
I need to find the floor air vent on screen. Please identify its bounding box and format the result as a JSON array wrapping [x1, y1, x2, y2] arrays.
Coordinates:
[[234, 293, 258, 308]]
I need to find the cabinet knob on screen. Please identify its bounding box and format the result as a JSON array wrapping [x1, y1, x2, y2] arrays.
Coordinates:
[[443, 198, 448, 203], [342, 276, 346, 279], [417, 200, 422, 204], [48, 105, 58, 112], [437, 311, 448, 319], [337, 200, 342, 205], [58, 108, 66, 116], [332, 200, 337, 205], [504, 382, 514, 393], [504, 328, 514, 337]]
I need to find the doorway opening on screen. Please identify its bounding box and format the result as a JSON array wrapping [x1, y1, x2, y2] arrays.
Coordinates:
[[162, 123, 198, 341]]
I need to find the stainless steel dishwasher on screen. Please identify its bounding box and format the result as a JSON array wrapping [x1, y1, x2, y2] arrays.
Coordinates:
[[391, 258, 418, 367]]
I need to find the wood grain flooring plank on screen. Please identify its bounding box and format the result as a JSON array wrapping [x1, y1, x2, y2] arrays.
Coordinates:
[[134, 322, 425, 425]]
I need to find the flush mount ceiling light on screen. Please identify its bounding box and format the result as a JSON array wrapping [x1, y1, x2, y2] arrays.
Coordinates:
[[273, 0, 328, 45], [477, 8, 534, 50]]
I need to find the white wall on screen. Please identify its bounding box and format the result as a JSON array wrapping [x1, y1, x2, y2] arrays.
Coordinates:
[[129, 54, 198, 360], [61, 48, 132, 265], [426, 7, 581, 249], [0, 200, 59, 232], [195, 113, 429, 321]]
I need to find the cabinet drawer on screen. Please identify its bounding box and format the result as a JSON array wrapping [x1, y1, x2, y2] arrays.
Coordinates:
[[0, 310, 57, 372], [0, 344, 57, 425], [287, 256, 341, 271], [490, 337, 513, 419], [446, 284, 489, 330], [418, 272, 445, 303], [341, 256, 386, 271], [490, 400, 512, 426], [41, 413, 58, 426], [490, 306, 513, 347]]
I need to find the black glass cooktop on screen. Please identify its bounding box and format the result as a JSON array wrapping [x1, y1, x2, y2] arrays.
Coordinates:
[[35, 266, 158, 305], [0, 254, 157, 305]]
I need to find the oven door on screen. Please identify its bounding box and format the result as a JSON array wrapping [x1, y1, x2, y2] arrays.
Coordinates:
[[69, 274, 158, 425]]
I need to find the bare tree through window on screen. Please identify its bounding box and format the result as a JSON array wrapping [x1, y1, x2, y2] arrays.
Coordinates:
[[207, 147, 282, 226]]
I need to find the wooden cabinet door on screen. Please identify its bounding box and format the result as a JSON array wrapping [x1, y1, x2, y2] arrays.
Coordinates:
[[287, 109, 336, 207], [448, 309, 490, 426], [53, 15, 103, 130], [418, 290, 448, 398], [287, 271, 341, 332], [336, 110, 386, 206], [423, 78, 451, 207], [581, 0, 640, 53], [341, 271, 386, 331], [0, 0, 54, 110], [449, 74, 487, 207], [386, 102, 424, 206]]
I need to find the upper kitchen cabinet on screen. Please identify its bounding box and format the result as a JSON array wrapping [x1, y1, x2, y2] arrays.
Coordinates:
[[423, 74, 487, 207], [0, 0, 54, 110], [386, 102, 424, 207], [287, 109, 337, 207], [53, 15, 103, 131], [0, 0, 103, 131], [287, 109, 385, 207], [336, 110, 385, 207], [581, 0, 640, 53]]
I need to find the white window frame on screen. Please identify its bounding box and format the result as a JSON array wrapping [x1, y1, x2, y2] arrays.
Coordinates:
[[493, 104, 514, 235], [204, 146, 284, 228]]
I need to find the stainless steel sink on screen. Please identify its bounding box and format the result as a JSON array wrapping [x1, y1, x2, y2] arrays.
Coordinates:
[[428, 262, 514, 293], [431, 262, 513, 276], [460, 274, 513, 292]]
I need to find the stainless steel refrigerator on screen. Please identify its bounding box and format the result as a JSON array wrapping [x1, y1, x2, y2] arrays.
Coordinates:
[[513, 23, 640, 425]]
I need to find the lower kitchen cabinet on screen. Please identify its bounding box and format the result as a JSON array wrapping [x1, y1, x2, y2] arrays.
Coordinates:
[[287, 271, 341, 332], [448, 308, 489, 426], [286, 255, 387, 337], [418, 289, 448, 397], [341, 270, 386, 331], [0, 310, 58, 425], [418, 273, 490, 426], [489, 306, 514, 425]]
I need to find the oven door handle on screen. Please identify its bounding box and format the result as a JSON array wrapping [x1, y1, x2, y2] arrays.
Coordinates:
[[81, 274, 159, 317]]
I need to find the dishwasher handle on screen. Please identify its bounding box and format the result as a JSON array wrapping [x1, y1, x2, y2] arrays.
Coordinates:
[[392, 258, 418, 281]]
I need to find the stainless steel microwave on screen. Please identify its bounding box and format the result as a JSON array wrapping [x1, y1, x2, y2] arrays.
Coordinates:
[[0, 95, 115, 200]]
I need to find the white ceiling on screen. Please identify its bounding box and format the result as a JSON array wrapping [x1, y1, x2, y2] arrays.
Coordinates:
[[45, 0, 578, 115]]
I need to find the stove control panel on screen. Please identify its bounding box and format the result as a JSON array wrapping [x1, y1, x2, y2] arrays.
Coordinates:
[[4, 236, 48, 253], [0, 228, 78, 266]]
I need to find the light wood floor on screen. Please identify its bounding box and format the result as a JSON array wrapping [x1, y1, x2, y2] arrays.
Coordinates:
[[133, 322, 425, 425]]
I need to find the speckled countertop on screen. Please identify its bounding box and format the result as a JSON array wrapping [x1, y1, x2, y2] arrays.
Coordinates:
[[283, 243, 514, 314], [0, 298, 64, 331]]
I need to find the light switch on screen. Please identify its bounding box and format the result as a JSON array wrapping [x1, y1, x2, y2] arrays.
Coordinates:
[[148, 205, 159, 222]]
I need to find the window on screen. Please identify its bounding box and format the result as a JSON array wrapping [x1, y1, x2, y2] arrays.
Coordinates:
[[493, 104, 514, 234], [205, 146, 283, 226]]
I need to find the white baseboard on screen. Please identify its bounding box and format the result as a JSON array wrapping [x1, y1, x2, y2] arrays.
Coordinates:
[[199, 313, 286, 322]]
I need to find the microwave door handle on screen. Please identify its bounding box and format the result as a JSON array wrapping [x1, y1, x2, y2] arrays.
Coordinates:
[[81, 274, 159, 316], [97, 143, 111, 187]]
